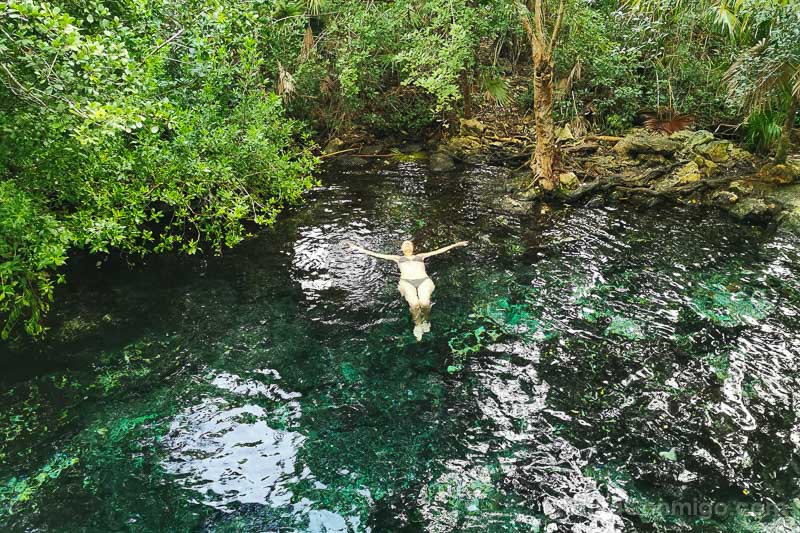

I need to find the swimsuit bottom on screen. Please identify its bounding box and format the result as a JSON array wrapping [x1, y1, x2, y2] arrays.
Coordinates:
[[400, 277, 431, 289]]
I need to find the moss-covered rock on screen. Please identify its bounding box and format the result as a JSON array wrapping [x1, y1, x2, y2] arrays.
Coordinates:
[[694, 140, 731, 163], [446, 135, 483, 158], [711, 190, 738, 205], [757, 163, 798, 185], [729, 180, 754, 195], [675, 161, 703, 184], [729, 197, 780, 221], [613, 133, 682, 157], [558, 171, 580, 191], [671, 129, 715, 149], [459, 118, 488, 137]]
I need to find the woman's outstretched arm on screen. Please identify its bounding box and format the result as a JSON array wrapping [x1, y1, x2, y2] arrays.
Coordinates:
[[345, 241, 400, 261], [417, 241, 469, 259]]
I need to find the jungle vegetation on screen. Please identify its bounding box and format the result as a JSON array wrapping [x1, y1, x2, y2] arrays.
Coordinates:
[[1, 0, 798, 338]]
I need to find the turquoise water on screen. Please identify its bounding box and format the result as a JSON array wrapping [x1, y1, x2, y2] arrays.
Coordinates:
[[1, 163, 799, 531]]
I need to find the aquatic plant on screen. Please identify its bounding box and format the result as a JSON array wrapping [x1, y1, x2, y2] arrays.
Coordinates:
[[0, 454, 78, 517], [689, 277, 773, 327]]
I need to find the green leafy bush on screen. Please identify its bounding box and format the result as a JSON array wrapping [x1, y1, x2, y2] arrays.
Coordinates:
[[0, 0, 319, 337]]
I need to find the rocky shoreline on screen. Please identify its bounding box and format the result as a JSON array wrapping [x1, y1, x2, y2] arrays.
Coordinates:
[[323, 119, 800, 230]]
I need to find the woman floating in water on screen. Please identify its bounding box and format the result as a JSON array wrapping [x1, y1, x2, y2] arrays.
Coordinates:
[[346, 239, 469, 341]]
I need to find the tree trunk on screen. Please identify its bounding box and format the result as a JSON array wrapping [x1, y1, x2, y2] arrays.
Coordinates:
[[532, 55, 557, 190], [775, 95, 797, 164], [460, 70, 473, 119], [519, 0, 564, 191]]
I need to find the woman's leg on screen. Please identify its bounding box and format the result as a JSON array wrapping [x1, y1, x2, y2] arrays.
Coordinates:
[[398, 280, 423, 325], [416, 278, 436, 325]]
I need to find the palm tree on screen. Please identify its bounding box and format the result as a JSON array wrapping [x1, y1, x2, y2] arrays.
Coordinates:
[[724, 9, 800, 163]]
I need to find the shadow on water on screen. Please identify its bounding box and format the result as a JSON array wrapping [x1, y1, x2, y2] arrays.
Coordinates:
[[1, 162, 800, 532]]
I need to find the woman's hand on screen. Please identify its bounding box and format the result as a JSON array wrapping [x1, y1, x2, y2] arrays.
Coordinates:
[[457, 240, 469, 247], [343, 240, 361, 251]]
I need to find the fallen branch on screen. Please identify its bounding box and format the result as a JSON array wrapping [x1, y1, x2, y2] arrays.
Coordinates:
[[319, 148, 359, 159]]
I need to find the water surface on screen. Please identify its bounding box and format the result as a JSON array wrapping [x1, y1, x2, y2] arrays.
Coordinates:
[[2, 163, 799, 532]]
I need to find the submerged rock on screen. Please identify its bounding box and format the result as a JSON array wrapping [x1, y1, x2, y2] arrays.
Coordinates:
[[497, 196, 532, 214], [334, 155, 368, 168], [429, 150, 455, 172], [613, 133, 682, 157]]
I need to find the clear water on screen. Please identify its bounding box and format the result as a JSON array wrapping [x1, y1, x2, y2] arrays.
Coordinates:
[[2, 163, 800, 532]]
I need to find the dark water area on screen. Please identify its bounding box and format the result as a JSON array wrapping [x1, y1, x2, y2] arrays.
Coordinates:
[[1, 163, 799, 532]]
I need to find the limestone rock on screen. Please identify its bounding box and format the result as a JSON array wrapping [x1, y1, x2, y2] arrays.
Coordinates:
[[556, 124, 575, 142], [398, 143, 424, 154], [674, 162, 702, 184], [693, 156, 719, 176], [711, 190, 738, 205], [653, 161, 702, 193], [335, 155, 368, 168], [360, 144, 384, 155], [729, 180, 754, 195], [429, 150, 455, 172], [729, 197, 779, 221], [765, 184, 800, 229], [558, 171, 580, 191], [671, 129, 714, 149], [729, 146, 753, 161], [694, 140, 730, 163], [324, 137, 345, 154], [446, 135, 483, 157], [564, 142, 600, 156], [701, 159, 719, 175], [613, 133, 682, 157], [497, 196, 532, 214], [757, 163, 798, 185], [459, 118, 488, 137]]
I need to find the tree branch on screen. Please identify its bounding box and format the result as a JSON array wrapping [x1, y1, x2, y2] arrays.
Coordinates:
[[533, 0, 546, 42], [548, 0, 566, 54]]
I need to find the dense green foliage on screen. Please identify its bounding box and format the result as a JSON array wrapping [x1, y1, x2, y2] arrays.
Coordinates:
[[1, 0, 798, 337], [0, 0, 318, 337]]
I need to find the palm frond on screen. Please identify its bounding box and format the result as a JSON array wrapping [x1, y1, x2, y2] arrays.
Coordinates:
[[307, 0, 323, 16], [482, 76, 511, 107], [644, 113, 694, 134], [712, 1, 741, 39]]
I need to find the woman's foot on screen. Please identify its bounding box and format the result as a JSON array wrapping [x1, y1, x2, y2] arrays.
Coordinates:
[[413, 324, 424, 341], [421, 321, 431, 333]]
